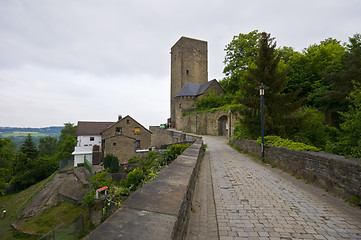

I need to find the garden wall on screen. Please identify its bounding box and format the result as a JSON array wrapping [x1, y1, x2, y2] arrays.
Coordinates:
[[84, 139, 203, 240], [233, 139, 361, 200]]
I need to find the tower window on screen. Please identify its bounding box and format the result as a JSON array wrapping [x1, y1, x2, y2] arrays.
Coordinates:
[[186, 70, 189, 75]]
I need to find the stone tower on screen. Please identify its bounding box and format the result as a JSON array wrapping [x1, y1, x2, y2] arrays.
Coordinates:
[[170, 36, 208, 124]]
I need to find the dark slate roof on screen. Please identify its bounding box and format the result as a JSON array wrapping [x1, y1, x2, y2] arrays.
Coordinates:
[[175, 79, 218, 97], [76, 121, 116, 136]]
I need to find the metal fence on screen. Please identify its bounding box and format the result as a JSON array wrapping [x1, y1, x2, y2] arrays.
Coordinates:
[[59, 157, 74, 172]]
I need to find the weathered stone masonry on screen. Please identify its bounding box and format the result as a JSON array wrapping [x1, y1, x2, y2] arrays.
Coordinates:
[[84, 139, 204, 240], [233, 139, 361, 200]]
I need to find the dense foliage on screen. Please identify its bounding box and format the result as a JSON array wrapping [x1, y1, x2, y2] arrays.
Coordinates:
[[197, 30, 361, 158], [0, 123, 77, 194], [103, 154, 120, 173], [82, 143, 191, 208], [257, 136, 321, 152]]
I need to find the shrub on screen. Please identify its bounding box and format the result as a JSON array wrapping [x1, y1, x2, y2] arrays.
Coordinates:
[[258, 136, 321, 151], [103, 154, 119, 173], [128, 156, 139, 164], [90, 171, 113, 190], [292, 107, 336, 149], [152, 149, 170, 170], [124, 167, 145, 190], [167, 144, 191, 162]]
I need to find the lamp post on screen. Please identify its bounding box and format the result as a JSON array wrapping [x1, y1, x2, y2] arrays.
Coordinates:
[[258, 83, 268, 160]]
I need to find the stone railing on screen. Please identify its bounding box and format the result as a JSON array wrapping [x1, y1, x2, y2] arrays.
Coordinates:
[[233, 139, 361, 200], [84, 139, 203, 240]]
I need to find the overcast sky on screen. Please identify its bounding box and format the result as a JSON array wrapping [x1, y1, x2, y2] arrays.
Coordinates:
[[0, 0, 360, 128]]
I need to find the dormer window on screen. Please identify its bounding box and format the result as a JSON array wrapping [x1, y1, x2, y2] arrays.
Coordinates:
[[90, 137, 94, 141]]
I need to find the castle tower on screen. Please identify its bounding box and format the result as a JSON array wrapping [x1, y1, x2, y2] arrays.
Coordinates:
[[170, 37, 208, 125]]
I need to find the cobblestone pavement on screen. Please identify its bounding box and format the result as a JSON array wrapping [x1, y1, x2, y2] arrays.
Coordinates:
[[187, 136, 361, 240]]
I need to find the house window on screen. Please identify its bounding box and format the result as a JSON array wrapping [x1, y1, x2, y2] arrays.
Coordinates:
[[90, 137, 94, 141], [186, 69, 189, 75], [126, 119, 130, 124], [135, 140, 140, 149], [116, 127, 122, 134], [179, 103, 182, 108], [113, 142, 116, 146], [134, 127, 141, 135]]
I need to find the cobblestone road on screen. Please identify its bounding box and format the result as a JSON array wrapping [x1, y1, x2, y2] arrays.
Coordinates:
[[187, 136, 361, 240]]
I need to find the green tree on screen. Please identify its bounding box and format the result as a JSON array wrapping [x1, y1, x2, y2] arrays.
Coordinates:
[[19, 134, 38, 160], [56, 135, 76, 160], [11, 135, 39, 189], [322, 33, 361, 126], [0, 137, 15, 195], [0, 137, 16, 168], [332, 82, 361, 158], [285, 38, 346, 108], [221, 30, 261, 94], [237, 32, 301, 138], [103, 154, 119, 173], [38, 136, 58, 157], [292, 107, 336, 149], [58, 123, 77, 146]]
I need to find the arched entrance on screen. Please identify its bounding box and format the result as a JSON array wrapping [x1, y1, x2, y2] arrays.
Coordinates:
[[218, 115, 228, 136]]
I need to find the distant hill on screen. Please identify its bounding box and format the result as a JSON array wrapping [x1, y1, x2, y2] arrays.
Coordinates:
[[0, 126, 64, 148]]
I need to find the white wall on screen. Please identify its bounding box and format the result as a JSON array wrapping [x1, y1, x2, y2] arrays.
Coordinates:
[[73, 146, 93, 167], [77, 135, 102, 147]]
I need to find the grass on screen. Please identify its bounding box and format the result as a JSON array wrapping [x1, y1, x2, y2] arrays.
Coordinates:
[[20, 201, 83, 235], [0, 172, 57, 239]]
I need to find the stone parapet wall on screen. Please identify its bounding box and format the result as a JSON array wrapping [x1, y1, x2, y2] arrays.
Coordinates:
[[150, 126, 201, 148], [233, 139, 361, 200], [84, 139, 203, 240]]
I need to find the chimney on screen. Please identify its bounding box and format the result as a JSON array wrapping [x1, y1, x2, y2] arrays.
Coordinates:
[[118, 115, 122, 121]]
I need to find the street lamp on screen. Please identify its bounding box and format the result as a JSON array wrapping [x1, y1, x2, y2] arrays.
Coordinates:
[[257, 83, 268, 160]]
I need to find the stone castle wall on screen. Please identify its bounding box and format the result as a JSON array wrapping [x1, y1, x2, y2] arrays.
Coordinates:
[[171, 37, 208, 122], [177, 109, 238, 137], [233, 139, 361, 200]]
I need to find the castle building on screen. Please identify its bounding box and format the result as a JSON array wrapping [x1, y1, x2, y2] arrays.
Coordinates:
[[170, 36, 225, 129], [170, 37, 208, 126]]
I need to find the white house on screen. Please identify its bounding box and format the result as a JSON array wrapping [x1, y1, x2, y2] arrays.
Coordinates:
[[72, 121, 115, 167]]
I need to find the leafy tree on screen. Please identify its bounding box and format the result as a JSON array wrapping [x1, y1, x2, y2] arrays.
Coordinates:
[[56, 135, 76, 160], [0, 137, 16, 168], [285, 38, 346, 108], [332, 82, 361, 158], [237, 32, 301, 138], [58, 123, 77, 146], [221, 30, 261, 94], [322, 33, 361, 126], [0, 138, 16, 194], [56, 123, 77, 160], [195, 92, 230, 110], [292, 107, 336, 149], [38, 136, 58, 157]]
